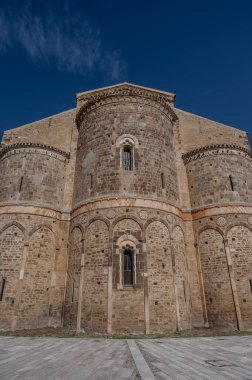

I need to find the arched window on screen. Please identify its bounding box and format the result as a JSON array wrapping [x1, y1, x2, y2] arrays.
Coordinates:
[[123, 249, 134, 286], [123, 147, 132, 171], [116, 135, 138, 171]]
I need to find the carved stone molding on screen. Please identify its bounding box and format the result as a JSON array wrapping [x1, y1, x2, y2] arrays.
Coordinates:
[[0, 143, 70, 162], [80, 214, 88, 224], [107, 209, 116, 219], [217, 216, 227, 227], [139, 210, 148, 220], [182, 144, 252, 164], [166, 214, 173, 223], [76, 87, 178, 128], [77, 83, 175, 104], [248, 216, 252, 226]]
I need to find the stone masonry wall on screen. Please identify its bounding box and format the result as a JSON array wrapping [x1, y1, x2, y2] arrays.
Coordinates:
[[64, 227, 82, 329], [67, 204, 200, 334], [0, 225, 25, 329], [175, 108, 250, 153], [2, 109, 75, 153], [172, 226, 192, 330], [0, 213, 68, 330], [0, 150, 68, 209], [81, 220, 109, 333], [185, 151, 252, 209], [227, 225, 252, 330], [146, 221, 176, 333], [1, 83, 252, 334], [112, 218, 144, 334], [194, 212, 252, 330], [73, 96, 179, 208], [198, 228, 237, 328]]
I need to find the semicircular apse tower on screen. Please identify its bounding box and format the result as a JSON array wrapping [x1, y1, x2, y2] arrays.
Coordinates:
[[64, 83, 194, 334]]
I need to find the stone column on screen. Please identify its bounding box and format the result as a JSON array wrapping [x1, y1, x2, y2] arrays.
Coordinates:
[[195, 242, 209, 327], [171, 242, 181, 331], [223, 239, 244, 331], [76, 246, 85, 333], [143, 242, 150, 335], [107, 266, 113, 334], [12, 241, 29, 330]]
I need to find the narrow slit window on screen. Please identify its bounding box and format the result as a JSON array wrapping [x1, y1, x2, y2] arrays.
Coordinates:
[[183, 280, 187, 302], [90, 174, 93, 189], [0, 278, 6, 301], [249, 279, 252, 293], [171, 247, 175, 267], [161, 172, 165, 189], [124, 250, 133, 286], [71, 279, 75, 302], [19, 176, 23, 192], [123, 148, 132, 170], [229, 175, 234, 191]]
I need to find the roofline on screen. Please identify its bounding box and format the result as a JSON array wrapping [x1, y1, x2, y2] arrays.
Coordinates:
[[76, 82, 176, 100]]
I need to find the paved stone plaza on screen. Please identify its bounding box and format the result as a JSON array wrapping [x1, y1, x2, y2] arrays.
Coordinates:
[[1, 335, 252, 379]]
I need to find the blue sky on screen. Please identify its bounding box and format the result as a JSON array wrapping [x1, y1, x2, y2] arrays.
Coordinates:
[[0, 0, 252, 145]]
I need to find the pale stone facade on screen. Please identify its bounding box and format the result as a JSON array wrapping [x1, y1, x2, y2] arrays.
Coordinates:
[[0, 83, 252, 333]]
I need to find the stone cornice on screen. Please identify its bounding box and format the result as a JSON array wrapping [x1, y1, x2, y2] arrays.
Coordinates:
[[76, 83, 175, 104], [1, 200, 252, 223], [0, 142, 70, 162], [182, 144, 252, 164], [0, 204, 70, 221], [75, 85, 178, 129]]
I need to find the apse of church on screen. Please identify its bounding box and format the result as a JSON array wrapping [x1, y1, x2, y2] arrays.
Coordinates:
[[0, 83, 252, 333]]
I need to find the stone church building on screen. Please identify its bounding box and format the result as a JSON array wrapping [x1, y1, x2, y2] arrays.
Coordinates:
[[0, 83, 252, 334]]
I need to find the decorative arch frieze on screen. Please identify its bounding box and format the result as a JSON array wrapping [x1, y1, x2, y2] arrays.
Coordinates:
[[0, 221, 28, 242], [225, 222, 252, 239], [0, 142, 70, 163], [70, 224, 84, 235], [111, 215, 143, 231], [144, 216, 171, 238], [196, 225, 224, 243], [28, 223, 54, 238], [182, 144, 252, 165], [76, 93, 178, 129]]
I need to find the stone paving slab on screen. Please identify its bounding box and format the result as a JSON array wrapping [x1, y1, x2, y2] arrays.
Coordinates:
[[138, 336, 252, 380], [1, 335, 252, 379], [0, 337, 138, 380]]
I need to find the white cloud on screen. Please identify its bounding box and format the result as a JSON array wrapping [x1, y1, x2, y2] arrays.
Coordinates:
[[0, 3, 127, 81]]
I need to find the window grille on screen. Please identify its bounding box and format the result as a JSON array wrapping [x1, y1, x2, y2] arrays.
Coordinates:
[[123, 148, 132, 170], [124, 250, 133, 285]]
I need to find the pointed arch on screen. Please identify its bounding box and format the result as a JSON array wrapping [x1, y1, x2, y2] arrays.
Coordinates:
[[0, 221, 27, 241], [29, 223, 54, 238]]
